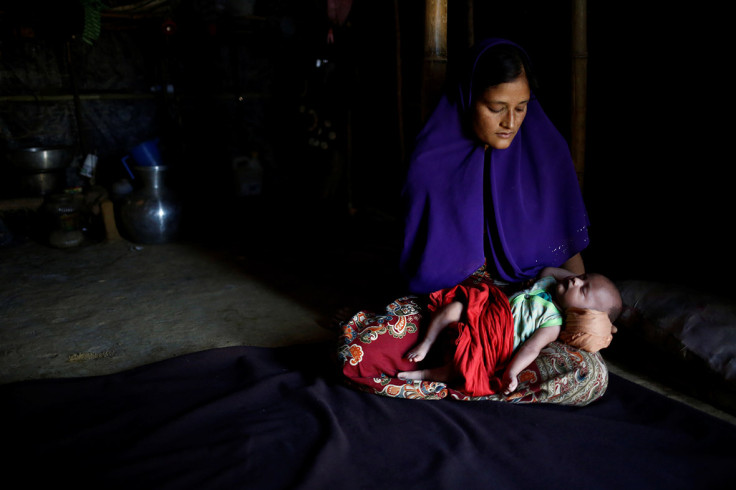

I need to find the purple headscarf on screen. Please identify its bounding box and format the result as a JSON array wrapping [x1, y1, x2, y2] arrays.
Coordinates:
[[400, 38, 589, 293]]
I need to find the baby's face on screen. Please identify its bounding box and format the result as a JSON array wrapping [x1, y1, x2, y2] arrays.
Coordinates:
[[554, 273, 616, 313]]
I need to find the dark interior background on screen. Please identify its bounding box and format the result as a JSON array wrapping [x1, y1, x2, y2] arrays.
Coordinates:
[[0, 1, 730, 296]]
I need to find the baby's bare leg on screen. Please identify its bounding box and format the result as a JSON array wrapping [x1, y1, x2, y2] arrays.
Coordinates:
[[397, 363, 454, 382], [404, 301, 463, 363]]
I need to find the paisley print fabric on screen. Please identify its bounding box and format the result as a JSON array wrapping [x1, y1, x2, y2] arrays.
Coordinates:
[[338, 296, 608, 406], [337, 297, 422, 383]]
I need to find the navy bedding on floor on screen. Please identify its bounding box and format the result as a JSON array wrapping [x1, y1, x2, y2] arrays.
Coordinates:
[[2, 343, 734, 490]]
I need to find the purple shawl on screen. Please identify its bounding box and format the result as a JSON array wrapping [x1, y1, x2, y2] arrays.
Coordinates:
[[400, 38, 589, 293]]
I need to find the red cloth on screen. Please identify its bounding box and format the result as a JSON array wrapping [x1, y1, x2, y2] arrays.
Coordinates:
[[428, 278, 515, 396]]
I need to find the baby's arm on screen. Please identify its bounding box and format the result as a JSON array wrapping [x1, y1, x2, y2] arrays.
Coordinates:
[[502, 324, 561, 394], [405, 300, 463, 363]]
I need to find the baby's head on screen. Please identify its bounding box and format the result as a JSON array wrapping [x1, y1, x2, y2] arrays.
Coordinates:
[[554, 273, 622, 323], [555, 273, 622, 353]]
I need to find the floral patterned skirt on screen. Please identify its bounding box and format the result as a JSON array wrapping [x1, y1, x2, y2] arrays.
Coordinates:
[[337, 295, 608, 405]]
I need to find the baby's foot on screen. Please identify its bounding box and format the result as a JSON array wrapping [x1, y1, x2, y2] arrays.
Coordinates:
[[404, 341, 431, 363], [398, 364, 453, 382], [398, 369, 426, 380]]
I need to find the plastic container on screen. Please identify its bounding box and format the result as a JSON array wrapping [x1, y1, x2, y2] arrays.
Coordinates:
[[121, 138, 162, 179]]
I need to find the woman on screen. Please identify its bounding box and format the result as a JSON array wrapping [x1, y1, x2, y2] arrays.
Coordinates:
[[400, 38, 589, 293], [338, 39, 607, 405]]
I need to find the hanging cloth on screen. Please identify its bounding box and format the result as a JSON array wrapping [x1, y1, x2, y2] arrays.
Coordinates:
[[326, 0, 352, 43]]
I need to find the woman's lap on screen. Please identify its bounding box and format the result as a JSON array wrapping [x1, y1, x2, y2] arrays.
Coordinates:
[[337, 296, 608, 405]]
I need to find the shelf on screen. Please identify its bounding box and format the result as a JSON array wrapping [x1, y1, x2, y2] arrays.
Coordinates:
[[0, 92, 268, 103]]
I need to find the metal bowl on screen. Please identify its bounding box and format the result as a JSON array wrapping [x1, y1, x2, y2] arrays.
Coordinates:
[[19, 170, 67, 195], [7, 146, 73, 173]]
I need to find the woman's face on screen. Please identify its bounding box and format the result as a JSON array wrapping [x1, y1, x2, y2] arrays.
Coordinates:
[[471, 75, 531, 150]]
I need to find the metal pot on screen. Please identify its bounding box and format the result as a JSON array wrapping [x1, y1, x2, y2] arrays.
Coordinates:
[[7, 146, 73, 172], [18, 170, 66, 195]]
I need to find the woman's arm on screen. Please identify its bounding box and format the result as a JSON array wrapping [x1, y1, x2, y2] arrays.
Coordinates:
[[561, 253, 585, 275], [539, 266, 575, 281], [501, 324, 561, 394]]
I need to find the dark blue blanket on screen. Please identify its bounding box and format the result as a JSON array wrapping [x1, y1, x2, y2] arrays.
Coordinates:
[[2, 343, 734, 489]]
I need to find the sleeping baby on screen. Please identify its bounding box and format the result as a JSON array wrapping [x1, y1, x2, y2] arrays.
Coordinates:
[[397, 267, 622, 396]]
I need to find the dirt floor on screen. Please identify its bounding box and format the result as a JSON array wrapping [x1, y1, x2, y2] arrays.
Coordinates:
[[0, 199, 404, 383], [1, 239, 330, 382]]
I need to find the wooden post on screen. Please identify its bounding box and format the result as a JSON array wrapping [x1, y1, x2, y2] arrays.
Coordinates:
[[466, 0, 474, 47], [421, 0, 448, 122], [571, 0, 587, 189], [394, 0, 405, 165]]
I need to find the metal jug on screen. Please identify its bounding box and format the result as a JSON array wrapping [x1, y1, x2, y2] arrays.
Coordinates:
[[118, 166, 181, 244]]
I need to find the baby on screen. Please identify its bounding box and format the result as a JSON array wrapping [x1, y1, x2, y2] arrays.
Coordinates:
[[397, 267, 622, 395]]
